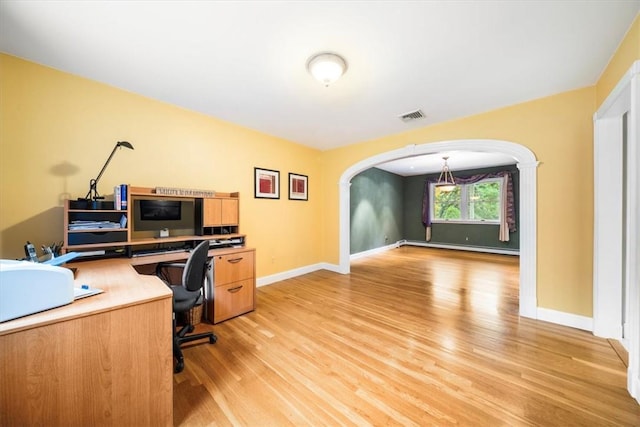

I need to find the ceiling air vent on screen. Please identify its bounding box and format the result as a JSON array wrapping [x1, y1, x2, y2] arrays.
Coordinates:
[[398, 109, 426, 123]]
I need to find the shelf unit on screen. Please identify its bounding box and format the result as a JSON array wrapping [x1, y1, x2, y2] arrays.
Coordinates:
[[63, 186, 244, 254], [64, 200, 129, 250]]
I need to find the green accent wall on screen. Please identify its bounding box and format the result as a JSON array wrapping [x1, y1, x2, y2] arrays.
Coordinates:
[[350, 168, 403, 254], [351, 165, 519, 255]]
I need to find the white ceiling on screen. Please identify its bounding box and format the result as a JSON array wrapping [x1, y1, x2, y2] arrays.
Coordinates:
[[1, 1, 638, 174]]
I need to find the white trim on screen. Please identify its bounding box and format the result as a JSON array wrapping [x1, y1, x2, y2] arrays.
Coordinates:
[[631, 367, 640, 403], [400, 240, 519, 256], [629, 61, 640, 404], [536, 307, 593, 332], [256, 263, 323, 287], [350, 242, 400, 261], [632, 367, 640, 405], [593, 116, 624, 338], [594, 61, 640, 120], [593, 60, 640, 404], [339, 139, 539, 319]]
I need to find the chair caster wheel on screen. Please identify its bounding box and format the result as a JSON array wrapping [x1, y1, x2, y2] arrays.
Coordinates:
[[209, 335, 217, 344], [187, 325, 194, 333], [174, 361, 184, 373]]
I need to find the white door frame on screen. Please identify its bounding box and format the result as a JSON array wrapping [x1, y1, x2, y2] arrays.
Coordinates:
[[338, 139, 539, 318], [593, 60, 640, 403]]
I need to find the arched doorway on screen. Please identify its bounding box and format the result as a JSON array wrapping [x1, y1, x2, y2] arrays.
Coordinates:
[[338, 139, 539, 318]]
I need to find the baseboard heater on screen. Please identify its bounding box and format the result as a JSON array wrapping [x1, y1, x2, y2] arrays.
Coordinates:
[[399, 240, 519, 256]]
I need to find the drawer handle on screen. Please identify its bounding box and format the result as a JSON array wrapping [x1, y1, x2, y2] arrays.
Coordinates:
[[227, 285, 243, 293], [227, 257, 243, 263]]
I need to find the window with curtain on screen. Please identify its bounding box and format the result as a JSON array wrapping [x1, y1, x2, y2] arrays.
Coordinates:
[[431, 178, 502, 223], [422, 171, 515, 242]]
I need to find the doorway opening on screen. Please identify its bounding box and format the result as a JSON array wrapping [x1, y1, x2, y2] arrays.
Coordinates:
[[338, 139, 539, 318]]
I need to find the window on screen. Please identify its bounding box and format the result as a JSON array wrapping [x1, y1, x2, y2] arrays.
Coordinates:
[[432, 178, 502, 223]]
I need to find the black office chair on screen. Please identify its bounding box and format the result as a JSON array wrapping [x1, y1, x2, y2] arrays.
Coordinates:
[[157, 240, 217, 373]]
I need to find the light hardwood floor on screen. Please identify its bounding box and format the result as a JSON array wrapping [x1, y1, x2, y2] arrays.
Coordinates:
[[174, 247, 640, 426]]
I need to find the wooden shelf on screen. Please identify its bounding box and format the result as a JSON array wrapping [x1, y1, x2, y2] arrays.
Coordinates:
[[68, 228, 129, 233], [63, 186, 243, 255], [67, 209, 125, 213]]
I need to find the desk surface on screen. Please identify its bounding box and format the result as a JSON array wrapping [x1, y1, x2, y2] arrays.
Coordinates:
[[0, 246, 254, 336], [0, 258, 171, 336]]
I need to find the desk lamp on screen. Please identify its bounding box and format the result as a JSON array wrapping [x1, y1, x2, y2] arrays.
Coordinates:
[[83, 141, 134, 203]]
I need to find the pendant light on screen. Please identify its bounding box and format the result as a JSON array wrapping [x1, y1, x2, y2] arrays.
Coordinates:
[[436, 156, 456, 192]]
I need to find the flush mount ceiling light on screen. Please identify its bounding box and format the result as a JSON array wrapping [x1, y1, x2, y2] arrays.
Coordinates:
[[307, 52, 348, 87], [436, 156, 456, 192]]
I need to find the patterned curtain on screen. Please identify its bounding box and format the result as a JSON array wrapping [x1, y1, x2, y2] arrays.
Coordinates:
[[422, 171, 516, 242]]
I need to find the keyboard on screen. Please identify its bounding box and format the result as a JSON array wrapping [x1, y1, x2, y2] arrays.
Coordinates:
[[131, 248, 189, 257]]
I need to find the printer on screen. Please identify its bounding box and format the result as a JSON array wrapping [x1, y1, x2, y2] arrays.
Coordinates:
[[0, 260, 74, 322]]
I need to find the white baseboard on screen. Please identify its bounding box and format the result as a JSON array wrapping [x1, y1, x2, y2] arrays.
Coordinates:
[[593, 322, 623, 340], [350, 242, 400, 261], [536, 307, 593, 331], [629, 368, 640, 403], [256, 262, 343, 287], [400, 240, 519, 256]]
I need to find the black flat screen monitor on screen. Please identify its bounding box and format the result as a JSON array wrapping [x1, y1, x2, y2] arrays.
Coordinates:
[[139, 200, 181, 221]]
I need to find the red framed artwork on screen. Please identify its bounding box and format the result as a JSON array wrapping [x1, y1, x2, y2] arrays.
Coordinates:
[[288, 173, 308, 201], [254, 167, 280, 199]]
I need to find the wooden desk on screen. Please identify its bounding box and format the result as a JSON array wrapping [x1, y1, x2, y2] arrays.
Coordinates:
[[131, 246, 257, 324], [0, 258, 173, 426]]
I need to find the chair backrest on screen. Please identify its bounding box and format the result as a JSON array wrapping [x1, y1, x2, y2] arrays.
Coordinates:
[[181, 240, 210, 292]]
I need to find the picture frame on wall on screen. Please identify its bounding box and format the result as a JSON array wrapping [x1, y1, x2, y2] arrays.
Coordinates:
[[254, 167, 280, 199], [288, 173, 308, 201]]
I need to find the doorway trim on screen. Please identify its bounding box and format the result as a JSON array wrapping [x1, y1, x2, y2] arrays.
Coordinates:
[[338, 139, 539, 318], [593, 60, 639, 402]]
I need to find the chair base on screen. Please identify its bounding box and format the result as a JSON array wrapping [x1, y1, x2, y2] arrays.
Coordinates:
[[174, 321, 217, 373]]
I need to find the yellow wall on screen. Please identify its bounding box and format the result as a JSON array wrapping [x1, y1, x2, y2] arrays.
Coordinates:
[[596, 13, 640, 108], [0, 54, 323, 278], [319, 88, 596, 316]]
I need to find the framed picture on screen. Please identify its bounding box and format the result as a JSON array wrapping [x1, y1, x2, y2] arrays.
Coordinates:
[[288, 173, 308, 201], [254, 167, 280, 199]]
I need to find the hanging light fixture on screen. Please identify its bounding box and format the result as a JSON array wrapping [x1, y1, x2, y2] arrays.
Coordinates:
[[307, 52, 348, 87], [436, 156, 456, 192]]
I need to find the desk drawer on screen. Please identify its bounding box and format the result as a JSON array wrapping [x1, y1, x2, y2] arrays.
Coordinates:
[[213, 251, 254, 286], [213, 279, 254, 323]]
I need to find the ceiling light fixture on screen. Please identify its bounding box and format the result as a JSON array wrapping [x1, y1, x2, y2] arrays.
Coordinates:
[[307, 52, 347, 87], [436, 156, 456, 192]]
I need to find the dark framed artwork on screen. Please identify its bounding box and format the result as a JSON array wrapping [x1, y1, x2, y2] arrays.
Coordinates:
[[254, 167, 280, 199], [288, 173, 308, 201]]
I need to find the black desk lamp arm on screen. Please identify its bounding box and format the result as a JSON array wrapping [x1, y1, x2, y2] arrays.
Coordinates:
[[84, 141, 134, 201]]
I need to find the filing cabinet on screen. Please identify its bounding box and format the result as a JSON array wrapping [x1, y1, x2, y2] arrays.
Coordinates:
[[210, 248, 255, 323]]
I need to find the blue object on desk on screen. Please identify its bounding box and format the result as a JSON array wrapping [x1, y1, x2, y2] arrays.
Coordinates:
[[42, 252, 80, 266]]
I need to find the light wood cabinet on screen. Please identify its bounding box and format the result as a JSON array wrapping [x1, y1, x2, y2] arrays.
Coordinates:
[[203, 197, 239, 227], [210, 248, 255, 323]]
